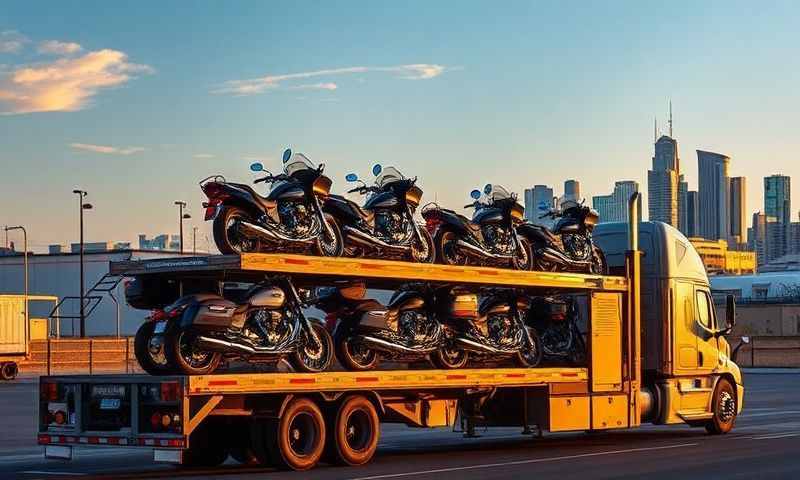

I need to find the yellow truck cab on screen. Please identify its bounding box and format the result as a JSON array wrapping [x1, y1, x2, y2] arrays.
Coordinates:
[[594, 221, 743, 433]]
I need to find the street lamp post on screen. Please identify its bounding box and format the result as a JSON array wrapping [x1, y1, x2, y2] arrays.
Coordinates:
[[5, 226, 28, 350], [192, 226, 198, 254], [73, 190, 92, 338], [174, 201, 191, 253]]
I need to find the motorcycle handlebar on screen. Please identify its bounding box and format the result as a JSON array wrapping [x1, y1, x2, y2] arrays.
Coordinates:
[[254, 176, 273, 184], [347, 187, 363, 194]]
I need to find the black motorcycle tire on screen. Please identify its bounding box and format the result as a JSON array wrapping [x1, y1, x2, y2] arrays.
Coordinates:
[[435, 229, 468, 266], [213, 206, 260, 254], [568, 328, 588, 366], [409, 228, 436, 263], [335, 334, 380, 371], [515, 326, 543, 367], [164, 325, 222, 375], [314, 214, 344, 257], [512, 237, 534, 271], [591, 246, 608, 275], [432, 343, 469, 369], [134, 322, 170, 375], [290, 322, 334, 373]]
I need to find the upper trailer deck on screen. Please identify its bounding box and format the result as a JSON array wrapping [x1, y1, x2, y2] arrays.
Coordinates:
[[110, 253, 628, 292]]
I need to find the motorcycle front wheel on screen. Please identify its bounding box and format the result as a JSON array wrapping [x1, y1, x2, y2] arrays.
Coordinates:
[[291, 322, 334, 373], [512, 238, 534, 270], [164, 327, 222, 375], [410, 228, 436, 263], [432, 342, 468, 369], [335, 335, 380, 371], [514, 326, 543, 367], [213, 206, 261, 254], [435, 229, 468, 266], [314, 214, 344, 257]]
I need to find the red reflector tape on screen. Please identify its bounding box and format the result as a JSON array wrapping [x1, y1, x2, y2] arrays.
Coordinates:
[[284, 258, 310, 265], [207, 380, 238, 386], [356, 377, 379, 383], [38, 434, 50, 444], [446, 375, 467, 380], [289, 378, 315, 384], [505, 373, 526, 378]]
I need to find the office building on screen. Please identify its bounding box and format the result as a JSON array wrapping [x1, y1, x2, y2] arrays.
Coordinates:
[[729, 176, 746, 248], [523, 185, 554, 226], [697, 150, 730, 241], [648, 135, 680, 226], [748, 212, 767, 267], [592, 181, 641, 223], [764, 174, 791, 260], [684, 190, 700, 238], [138, 234, 181, 251], [563, 180, 581, 202], [678, 176, 689, 234]]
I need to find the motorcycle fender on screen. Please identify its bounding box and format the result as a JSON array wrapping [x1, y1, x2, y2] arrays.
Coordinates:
[[219, 188, 265, 220], [323, 196, 361, 224], [517, 223, 551, 246]]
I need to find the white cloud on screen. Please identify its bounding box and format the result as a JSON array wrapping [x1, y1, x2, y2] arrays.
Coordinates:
[[193, 153, 215, 159], [70, 143, 146, 155], [38, 40, 82, 55], [0, 48, 153, 114], [0, 31, 28, 54], [214, 64, 449, 96]]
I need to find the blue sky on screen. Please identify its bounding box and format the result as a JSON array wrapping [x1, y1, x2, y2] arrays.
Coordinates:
[[2, 1, 799, 251]]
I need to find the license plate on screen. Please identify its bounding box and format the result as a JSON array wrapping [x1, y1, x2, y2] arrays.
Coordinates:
[[45, 445, 73, 460], [153, 321, 167, 334], [99, 398, 121, 410]]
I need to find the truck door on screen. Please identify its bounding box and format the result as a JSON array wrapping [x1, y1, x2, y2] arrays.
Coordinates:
[[674, 282, 698, 373], [694, 288, 719, 372]]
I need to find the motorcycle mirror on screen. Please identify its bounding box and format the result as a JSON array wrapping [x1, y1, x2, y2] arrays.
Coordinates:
[[249, 162, 264, 172], [282, 148, 292, 163], [470, 189, 482, 199], [484, 184, 493, 195], [372, 164, 382, 176], [345, 173, 358, 182]]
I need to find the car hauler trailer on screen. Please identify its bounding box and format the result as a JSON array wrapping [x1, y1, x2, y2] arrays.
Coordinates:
[[37, 195, 744, 471]]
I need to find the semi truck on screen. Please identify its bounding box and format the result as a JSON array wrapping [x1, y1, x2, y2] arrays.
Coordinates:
[[37, 197, 744, 471]]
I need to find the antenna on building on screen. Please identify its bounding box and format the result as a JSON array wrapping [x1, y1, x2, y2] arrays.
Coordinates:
[[668, 99, 673, 138]]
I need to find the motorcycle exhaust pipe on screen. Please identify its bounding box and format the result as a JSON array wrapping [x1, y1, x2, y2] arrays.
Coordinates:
[[197, 335, 256, 356], [455, 239, 513, 260], [455, 337, 513, 355], [238, 221, 316, 244], [360, 335, 436, 354], [538, 247, 591, 269], [343, 226, 411, 251]]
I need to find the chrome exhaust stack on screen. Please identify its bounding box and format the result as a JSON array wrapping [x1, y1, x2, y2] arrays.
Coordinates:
[[359, 335, 437, 354], [455, 240, 513, 260], [455, 337, 517, 355], [344, 226, 410, 251], [238, 221, 316, 244], [537, 247, 592, 269]]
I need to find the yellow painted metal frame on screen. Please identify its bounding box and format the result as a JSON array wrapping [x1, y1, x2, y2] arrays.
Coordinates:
[[240, 253, 628, 291]]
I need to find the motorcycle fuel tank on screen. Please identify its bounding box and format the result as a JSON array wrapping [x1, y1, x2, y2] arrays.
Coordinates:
[[248, 287, 286, 308], [267, 181, 306, 202], [364, 191, 399, 210], [473, 207, 504, 225]]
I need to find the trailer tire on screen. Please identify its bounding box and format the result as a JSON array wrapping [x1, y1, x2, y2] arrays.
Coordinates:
[[134, 322, 169, 375], [181, 423, 229, 468], [706, 378, 737, 434], [0, 362, 18, 381], [326, 395, 380, 466], [264, 397, 326, 471]]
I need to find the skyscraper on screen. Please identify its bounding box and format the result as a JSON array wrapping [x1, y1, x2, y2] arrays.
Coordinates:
[[592, 180, 641, 223], [563, 180, 581, 202], [523, 185, 554, 226], [729, 176, 746, 248], [684, 190, 700, 237], [648, 135, 680, 226], [697, 150, 730, 241], [748, 212, 767, 266], [764, 174, 791, 261], [678, 176, 689, 233]]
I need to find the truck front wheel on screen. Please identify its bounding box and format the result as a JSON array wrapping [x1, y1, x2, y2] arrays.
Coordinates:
[[706, 378, 737, 434]]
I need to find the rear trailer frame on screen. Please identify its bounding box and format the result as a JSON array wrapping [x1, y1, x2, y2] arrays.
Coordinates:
[[40, 251, 638, 470]]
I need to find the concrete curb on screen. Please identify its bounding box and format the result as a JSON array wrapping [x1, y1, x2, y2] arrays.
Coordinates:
[[743, 368, 800, 374]]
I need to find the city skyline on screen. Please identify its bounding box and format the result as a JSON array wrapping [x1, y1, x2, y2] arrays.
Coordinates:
[[2, 2, 800, 250]]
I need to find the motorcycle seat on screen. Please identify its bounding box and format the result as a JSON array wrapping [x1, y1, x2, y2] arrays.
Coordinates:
[[239, 184, 277, 210], [353, 299, 385, 312], [334, 195, 374, 224]]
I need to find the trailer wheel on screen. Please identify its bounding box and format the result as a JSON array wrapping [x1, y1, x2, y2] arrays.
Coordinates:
[[0, 362, 18, 381], [706, 378, 737, 434], [134, 322, 169, 375], [181, 422, 229, 468], [264, 397, 326, 471], [327, 395, 380, 466]]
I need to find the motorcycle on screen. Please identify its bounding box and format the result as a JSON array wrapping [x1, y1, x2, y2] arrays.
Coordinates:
[[438, 288, 542, 367], [133, 276, 334, 375], [315, 282, 458, 370], [201, 148, 343, 256], [526, 295, 586, 365], [323, 164, 435, 263], [517, 199, 606, 274], [421, 184, 533, 270]]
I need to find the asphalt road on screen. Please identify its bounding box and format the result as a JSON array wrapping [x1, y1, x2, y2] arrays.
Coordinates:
[[1, 372, 799, 480]]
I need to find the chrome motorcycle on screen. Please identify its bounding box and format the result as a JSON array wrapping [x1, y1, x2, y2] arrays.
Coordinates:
[[323, 164, 435, 263], [422, 185, 532, 270], [517, 199, 606, 274], [526, 295, 586, 365], [201, 148, 342, 256], [315, 282, 451, 370], [133, 276, 333, 375], [438, 288, 542, 367]]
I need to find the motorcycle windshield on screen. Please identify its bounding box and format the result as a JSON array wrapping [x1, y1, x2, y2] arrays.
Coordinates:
[[375, 166, 405, 188], [488, 185, 512, 202], [283, 153, 317, 177]]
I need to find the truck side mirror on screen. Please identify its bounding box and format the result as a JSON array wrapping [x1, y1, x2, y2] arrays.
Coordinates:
[[725, 294, 736, 330]]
